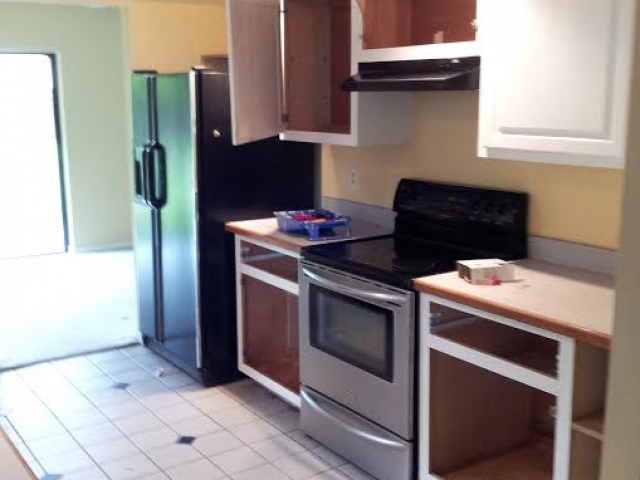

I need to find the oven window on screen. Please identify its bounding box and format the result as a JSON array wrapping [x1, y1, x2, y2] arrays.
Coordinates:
[[309, 285, 394, 382]]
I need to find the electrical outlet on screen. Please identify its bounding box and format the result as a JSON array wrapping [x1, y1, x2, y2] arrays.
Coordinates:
[[349, 167, 358, 187]]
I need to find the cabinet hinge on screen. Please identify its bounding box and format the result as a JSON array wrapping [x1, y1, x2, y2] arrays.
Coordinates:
[[281, 113, 290, 124]]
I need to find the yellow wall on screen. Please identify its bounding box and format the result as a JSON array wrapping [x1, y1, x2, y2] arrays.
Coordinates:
[[322, 91, 624, 249], [0, 2, 132, 250], [126, 1, 226, 72]]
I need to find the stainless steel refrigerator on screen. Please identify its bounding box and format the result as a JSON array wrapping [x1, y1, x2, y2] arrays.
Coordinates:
[[132, 63, 316, 385]]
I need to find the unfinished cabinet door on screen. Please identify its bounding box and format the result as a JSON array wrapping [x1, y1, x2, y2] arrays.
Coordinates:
[[477, 0, 634, 168], [225, 0, 283, 145]]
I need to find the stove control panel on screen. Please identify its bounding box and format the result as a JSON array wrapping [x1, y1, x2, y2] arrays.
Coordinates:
[[393, 179, 529, 258]]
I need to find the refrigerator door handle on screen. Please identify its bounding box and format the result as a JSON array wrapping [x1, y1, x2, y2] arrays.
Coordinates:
[[146, 142, 167, 210], [141, 143, 153, 207]]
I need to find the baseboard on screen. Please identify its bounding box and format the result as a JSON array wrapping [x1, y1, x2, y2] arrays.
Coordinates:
[[72, 242, 133, 253], [322, 196, 616, 276]]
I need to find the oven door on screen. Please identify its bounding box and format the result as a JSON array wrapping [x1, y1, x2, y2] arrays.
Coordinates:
[[299, 261, 415, 439]]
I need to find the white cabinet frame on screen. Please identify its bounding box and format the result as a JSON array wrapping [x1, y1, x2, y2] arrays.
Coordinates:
[[234, 235, 301, 407], [418, 294, 576, 480]]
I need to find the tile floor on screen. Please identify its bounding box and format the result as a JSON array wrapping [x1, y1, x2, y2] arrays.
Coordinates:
[[0, 346, 376, 480]]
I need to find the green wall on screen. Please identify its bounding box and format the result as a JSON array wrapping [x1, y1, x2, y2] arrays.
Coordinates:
[[0, 2, 132, 250]]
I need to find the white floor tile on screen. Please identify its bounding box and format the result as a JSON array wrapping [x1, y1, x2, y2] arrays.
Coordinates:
[[99, 398, 149, 421], [60, 465, 110, 480], [37, 448, 96, 475], [230, 462, 291, 480], [245, 397, 292, 419], [85, 437, 141, 464], [208, 405, 259, 429], [165, 458, 227, 480], [86, 387, 135, 407], [189, 391, 240, 414], [221, 380, 269, 404], [127, 379, 170, 397], [169, 415, 223, 437], [54, 405, 109, 430], [146, 443, 204, 470], [274, 451, 332, 480], [134, 474, 171, 480], [159, 372, 197, 389], [228, 419, 281, 444], [119, 344, 150, 358], [129, 425, 179, 452], [114, 412, 165, 436], [45, 394, 96, 414], [138, 390, 185, 410], [266, 410, 300, 433], [337, 464, 377, 480], [9, 409, 67, 441], [310, 446, 348, 468], [175, 384, 225, 403], [152, 401, 202, 423], [133, 356, 181, 375], [251, 434, 307, 462], [95, 357, 139, 375], [101, 452, 160, 480], [0, 387, 43, 416], [71, 422, 125, 448], [287, 431, 321, 450], [192, 430, 244, 457], [109, 367, 156, 384], [53, 356, 104, 381], [26, 432, 80, 458], [308, 469, 352, 480], [71, 374, 117, 394], [87, 350, 128, 367], [210, 445, 267, 475]]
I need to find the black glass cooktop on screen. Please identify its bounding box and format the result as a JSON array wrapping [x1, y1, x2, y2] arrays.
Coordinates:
[[302, 179, 529, 290], [302, 236, 471, 289]]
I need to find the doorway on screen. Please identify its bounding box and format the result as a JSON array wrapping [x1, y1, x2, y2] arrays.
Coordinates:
[[0, 53, 68, 259]]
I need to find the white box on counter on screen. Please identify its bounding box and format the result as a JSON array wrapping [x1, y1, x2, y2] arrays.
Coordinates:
[[457, 259, 517, 285]]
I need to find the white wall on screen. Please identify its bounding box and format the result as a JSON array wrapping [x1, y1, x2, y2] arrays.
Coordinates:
[[0, 2, 132, 250]]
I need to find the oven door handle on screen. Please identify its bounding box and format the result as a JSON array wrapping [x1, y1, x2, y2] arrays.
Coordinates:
[[301, 267, 408, 305], [301, 388, 406, 449]]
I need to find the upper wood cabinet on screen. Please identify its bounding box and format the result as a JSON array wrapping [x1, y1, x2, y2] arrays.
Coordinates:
[[225, 0, 412, 147], [477, 0, 635, 168], [357, 0, 480, 63]]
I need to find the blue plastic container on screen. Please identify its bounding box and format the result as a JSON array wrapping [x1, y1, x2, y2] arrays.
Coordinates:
[[274, 210, 352, 241]]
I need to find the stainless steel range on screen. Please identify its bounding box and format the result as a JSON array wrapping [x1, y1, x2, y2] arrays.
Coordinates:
[[298, 179, 529, 480]]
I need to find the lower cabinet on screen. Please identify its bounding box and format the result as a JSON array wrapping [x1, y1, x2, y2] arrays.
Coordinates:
[[241, 275, 299, 394], [235, 236, 301, 406], [419, 295, 609, 480]]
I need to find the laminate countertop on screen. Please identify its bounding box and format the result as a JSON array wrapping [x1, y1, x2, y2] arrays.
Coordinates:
[[225, 217, 392, 253], [414, 259, 615, 349]]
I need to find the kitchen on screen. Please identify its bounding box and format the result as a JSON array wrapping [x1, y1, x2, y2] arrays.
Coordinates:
[[0, 0, 638, 479]]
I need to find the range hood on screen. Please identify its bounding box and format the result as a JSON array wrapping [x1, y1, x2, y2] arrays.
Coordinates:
[[342, 57, 480, 92]]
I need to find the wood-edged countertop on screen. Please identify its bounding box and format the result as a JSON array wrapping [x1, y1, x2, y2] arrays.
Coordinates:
[[225, 218, 392, 253], [414, 259, 615, 349], [0, 429, 37, 480]]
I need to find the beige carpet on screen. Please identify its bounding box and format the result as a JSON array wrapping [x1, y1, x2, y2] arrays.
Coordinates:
[[0, 250, 139, 370]]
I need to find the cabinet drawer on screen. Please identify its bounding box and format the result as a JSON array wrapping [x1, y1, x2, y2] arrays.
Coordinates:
[[429, 301, 559, 378], [240, 241, 298, 283]]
